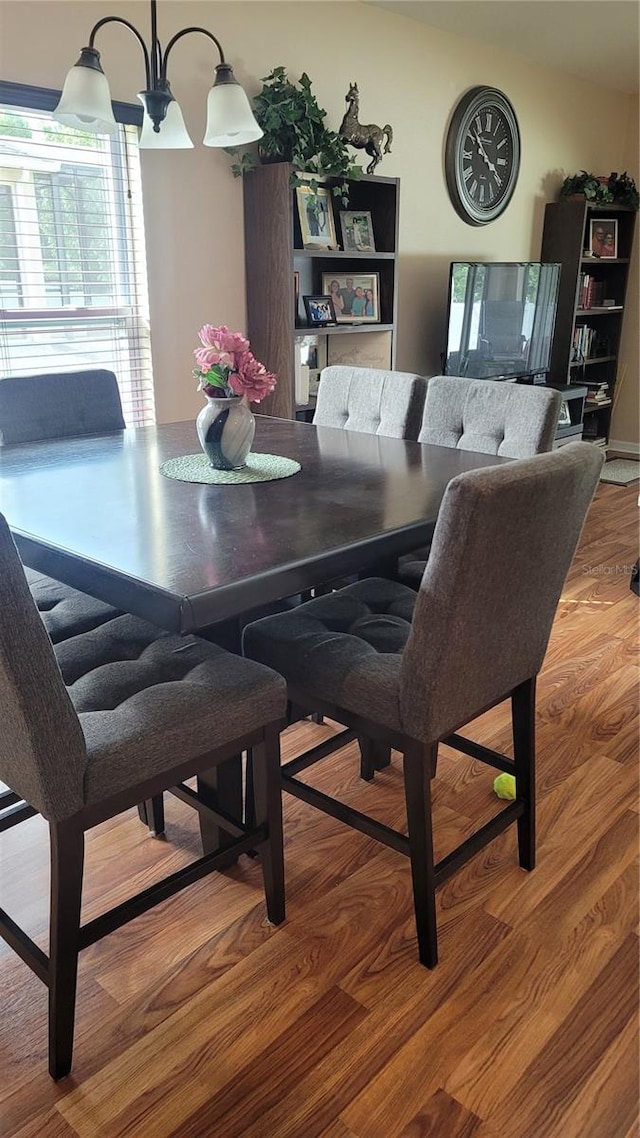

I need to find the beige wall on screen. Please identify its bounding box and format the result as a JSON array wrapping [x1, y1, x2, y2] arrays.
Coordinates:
[[1, 0, 638, 435]]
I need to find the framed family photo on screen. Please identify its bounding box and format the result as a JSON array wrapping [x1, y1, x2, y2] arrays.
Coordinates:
[[339, 210, 376, 252], [589, 218, 618, 258], [303, 295, 337, 327], [295, 184, 338, 248], [321, 272, 380, 323]]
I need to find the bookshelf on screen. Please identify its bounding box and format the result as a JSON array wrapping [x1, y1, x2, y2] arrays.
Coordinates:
[[243, 164, 399, 419], [540, 201, 637, 448]]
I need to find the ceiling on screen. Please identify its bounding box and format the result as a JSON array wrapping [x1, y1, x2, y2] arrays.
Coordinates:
[[368, 1, 640, 95]]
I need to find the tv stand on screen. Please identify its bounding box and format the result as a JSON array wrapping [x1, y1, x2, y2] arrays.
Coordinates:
[[510, 374, 588, 445], [537, 381, 588, 447]]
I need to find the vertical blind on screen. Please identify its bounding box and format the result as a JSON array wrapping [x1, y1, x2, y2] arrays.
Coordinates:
[[0, 103, 155, 426]]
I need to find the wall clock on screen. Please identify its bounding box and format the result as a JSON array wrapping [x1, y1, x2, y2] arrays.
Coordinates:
[[445, 86, 520, 226]]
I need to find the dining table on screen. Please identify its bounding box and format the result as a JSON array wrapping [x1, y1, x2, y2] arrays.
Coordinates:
[[0, 415, 508, 853], [0, 415, 508, 633]]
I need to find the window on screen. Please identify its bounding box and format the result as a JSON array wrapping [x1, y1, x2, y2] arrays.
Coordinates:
[[0, 99, 154, 426]]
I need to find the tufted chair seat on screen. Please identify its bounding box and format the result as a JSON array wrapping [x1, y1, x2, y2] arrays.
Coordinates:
[[53, 613, 285, 805], [313, 365, 427, 440], [243, 579, 416, 731], [0, 513, 286, 1078], [244, 443, 603, 968], [397, 376, 563, 587], [25, 568, 121, 643]]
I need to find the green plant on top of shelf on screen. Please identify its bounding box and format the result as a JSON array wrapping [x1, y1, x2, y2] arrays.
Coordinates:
[[226, 67, 361, 204], [559, 170, 639, 209]]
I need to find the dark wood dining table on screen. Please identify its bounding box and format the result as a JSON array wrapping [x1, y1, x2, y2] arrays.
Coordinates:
[[0, 416, 507, 634], [0, 415, 509, 852]]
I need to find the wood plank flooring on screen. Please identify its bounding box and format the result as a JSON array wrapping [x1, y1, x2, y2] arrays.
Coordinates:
[[1, 481, 638, 1137]]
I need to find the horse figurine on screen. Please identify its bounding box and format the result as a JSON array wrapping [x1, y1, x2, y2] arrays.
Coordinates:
[[339, 83, 393, 175]]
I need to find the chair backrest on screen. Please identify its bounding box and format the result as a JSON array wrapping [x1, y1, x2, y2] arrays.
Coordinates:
[[418, 375, 562, 457], [0, 370, 125, 445], [399, 442, 603, 743], [313, 366, 427, 440], [0, 514, 87, 818]]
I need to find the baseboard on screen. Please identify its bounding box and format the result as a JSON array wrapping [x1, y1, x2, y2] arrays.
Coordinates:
[[607, 440, 640, 458]]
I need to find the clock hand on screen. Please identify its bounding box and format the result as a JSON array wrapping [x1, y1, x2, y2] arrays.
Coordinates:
[[471, 129, 498, 175]]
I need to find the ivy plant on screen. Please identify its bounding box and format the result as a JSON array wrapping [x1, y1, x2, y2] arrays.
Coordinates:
[[560, 170, 639, 210], [226, 67, 360, 204]]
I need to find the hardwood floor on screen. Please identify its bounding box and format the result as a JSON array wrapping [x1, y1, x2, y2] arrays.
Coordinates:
[[1, 481, 638, 1137]]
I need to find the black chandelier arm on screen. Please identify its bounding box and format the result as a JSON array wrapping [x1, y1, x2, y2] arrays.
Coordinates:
[[160, 27, 226, 82], [87, 16, 153, 89]]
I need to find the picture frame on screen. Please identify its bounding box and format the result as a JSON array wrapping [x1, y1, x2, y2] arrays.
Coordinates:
[[303, 294, 337, 327], [557, 400, 571, 427], [295, 184, 338, 248], [321, 272, 380, 323], [589, 218, 618, 258], [339, 210, 376, 252], [293, 271, 300, 319]]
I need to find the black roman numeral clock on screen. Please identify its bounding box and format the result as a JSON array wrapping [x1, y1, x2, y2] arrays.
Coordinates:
[[445, 86, 520, 225]]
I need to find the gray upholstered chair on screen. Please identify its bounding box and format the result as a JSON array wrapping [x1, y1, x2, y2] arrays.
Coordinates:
[[398, 376, 563, 586], [243, 443, 603, 968], [0, 369, 125, 445], [0, 513, 286, 1079], [418, 375, 562, 453], [0, 370, 126, 642], [313, 365, 427, 441]]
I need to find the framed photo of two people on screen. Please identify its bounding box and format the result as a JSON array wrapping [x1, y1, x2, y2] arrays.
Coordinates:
[[321, 272, 380, 323], [589, 218, 618, 258]]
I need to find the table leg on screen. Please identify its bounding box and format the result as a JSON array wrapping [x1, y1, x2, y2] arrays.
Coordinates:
[[197, 755, 243, 867]]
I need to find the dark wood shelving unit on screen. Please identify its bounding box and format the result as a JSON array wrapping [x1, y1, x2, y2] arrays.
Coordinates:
[[243, 163, 399, 419], [294, 322, 395, 337], [541, 201, 637, 448]]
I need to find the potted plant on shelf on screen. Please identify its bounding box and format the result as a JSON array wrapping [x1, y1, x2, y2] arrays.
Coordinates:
[[560, 170, 639, 209], [226, 67, 360, 204]]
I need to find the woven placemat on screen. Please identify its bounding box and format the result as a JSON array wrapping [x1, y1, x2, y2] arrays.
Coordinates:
[[160, 452, 301, 485]]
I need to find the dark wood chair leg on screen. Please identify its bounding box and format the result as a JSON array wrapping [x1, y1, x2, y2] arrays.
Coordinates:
[[48, 820, 85, 1080], [245, 747, 256, 831], [251, 730, 285, 926], [137, 795, 165, 835], [512, 676, 536, 872], [197, 755, 243, 867], [359, 736, 392, 781], [403, 743, 438, 969]]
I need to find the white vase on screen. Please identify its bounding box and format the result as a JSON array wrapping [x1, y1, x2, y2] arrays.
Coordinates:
[[196, 395, 255, 470]]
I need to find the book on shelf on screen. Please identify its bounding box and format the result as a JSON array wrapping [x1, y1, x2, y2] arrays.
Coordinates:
[[585, 380, 610, 394], [571, 324, 595, 359], [578, 275, 614, 310]]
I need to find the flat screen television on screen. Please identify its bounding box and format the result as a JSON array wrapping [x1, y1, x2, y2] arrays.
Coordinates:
[[444, 262, 561, 381]]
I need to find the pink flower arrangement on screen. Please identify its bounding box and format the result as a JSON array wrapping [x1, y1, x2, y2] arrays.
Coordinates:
[[193, 324, 277, 404]]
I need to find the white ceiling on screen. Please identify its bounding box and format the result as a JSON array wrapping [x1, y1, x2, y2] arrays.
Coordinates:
[[368, 1, 640, 95]]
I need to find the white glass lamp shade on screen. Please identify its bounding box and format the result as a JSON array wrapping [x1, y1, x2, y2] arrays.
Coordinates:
[[54, 56, 117, 135], [138, 95, 194, 149], [203, 72, 263, 147]]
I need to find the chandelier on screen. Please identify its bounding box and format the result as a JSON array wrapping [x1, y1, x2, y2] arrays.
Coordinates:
[[53, 0, 263, 150]]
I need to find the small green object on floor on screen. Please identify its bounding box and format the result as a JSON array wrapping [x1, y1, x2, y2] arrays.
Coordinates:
[[493, 773, 517, 800]]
